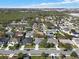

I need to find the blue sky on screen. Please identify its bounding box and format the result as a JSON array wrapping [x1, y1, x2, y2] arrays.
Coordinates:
[[0, 0, 79, 8]]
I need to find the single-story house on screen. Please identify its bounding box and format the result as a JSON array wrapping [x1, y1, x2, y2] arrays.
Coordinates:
[[21, 37, 33, 45], [59, 39, 74, 45], [25, 31, 33, 38], [47, 38, 58, 44], [0, 37, 9, 45]]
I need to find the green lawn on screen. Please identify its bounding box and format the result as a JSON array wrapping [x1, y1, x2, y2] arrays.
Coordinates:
[[55, 31, 65, 39], [0, 55, 8, 59], [9, 44, 21, 50], [59, 43, 72, 48], [61, 32, 73, 39], [39, 45, 55, 48], [25, 45, 35, 48], [72, 45, 78, 48], [31, 56, 51, 59], [2, 44, 8, 49], [65, 56, 78, 59], [9, 46, 16, 50], [39, 45, 45, 48], [59, 42, 78, 48]]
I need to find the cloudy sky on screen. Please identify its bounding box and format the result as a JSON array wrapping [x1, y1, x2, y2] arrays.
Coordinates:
[[0, 0, 79, 8]]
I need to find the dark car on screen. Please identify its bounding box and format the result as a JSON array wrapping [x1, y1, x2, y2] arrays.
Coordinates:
[[64, 49, 68, 51]]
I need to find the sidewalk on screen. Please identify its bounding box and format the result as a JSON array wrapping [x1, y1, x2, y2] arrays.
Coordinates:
[[35, 44, 39, 50], [55, 44, 60, 50], [19, 45, 25, 50], [72, 40, 79, 48], [8, 54, 14, 58]]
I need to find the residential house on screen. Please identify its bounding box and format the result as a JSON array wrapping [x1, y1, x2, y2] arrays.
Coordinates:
[[0, 38, 9, 45], [46, 29, 55, 37], [15, 31, 23, 38], [32, 23, 38, 30], [47, 38, 58, 45], [59, 39, 74, 45], [25, 31, 33, 38], [21, 37, 33, 45]]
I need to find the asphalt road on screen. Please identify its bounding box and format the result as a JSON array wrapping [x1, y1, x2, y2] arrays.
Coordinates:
[[0, 49, 73, 56]]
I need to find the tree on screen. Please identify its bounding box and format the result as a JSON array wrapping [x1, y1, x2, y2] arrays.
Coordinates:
[[18, 52, 24, 59], [46, 43, 50, 48], [3, 44, 7, 48], [9, 46, 15, 50], [71, 51, 78, 58], [46, 43, 55, 48], [70, 29, 76, 33], [50, 43, 55, 47], [14, 44, 20, 49]]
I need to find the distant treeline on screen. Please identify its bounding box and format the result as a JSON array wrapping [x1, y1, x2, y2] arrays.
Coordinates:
[[0, 10, 67, 24]]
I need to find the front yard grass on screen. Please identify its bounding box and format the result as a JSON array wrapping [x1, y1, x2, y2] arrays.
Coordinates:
[[2, 44, 8, 49], [72, 45, 78, 48], [0, 55, 8, 59], [39, 45, 45, 48], [25, 44, 35, 48], [39, 45, 55, 48], [9, 44, 21, 50], [59, 42, 78, 48], [65, 56, 78, 59], [9, 46, 15, 50], [57, 56, 79, 59], [58, 43, 73, 50], [31, 56, 51, 59]]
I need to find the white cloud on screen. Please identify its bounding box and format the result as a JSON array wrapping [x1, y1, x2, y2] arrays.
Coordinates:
[[28, 0, 79, 8], [0, 0, 79, 8], [64, 0, 79, 2]]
